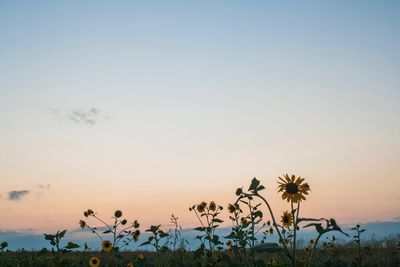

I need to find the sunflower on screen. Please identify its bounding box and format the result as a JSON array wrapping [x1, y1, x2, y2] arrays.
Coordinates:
[[209, 201, 217, 211], [304, 247, 310, 253], [227, 203, 239, 213], [127, 263, 134, 267], [278, 174, 310, 203], [89, 256, 100, 267], [79, 220, 86, 229], [102, 240, 113, 252], [281, 211, 293, 228], [196, 201, 207, 213], [137, 253, 144, 260], [268, 257, 277, 265]]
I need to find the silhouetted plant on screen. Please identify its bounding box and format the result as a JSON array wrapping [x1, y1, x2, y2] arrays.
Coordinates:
[[226, 197, 267, 266], [190, 201, 224, 251], [44, 229, 79, 264], [351, 224, 366, 266], [167, 214, 188, 252], [79, 209, 141, 251], [140, 224, 169, 253], [0, 241, 8, 252], [235, 175, 348, 267]]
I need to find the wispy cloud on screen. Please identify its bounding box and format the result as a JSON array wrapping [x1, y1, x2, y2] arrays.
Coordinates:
[[68, 108, 99, 125], [8, 190, 30, 201], [47, 107, 104, 125]]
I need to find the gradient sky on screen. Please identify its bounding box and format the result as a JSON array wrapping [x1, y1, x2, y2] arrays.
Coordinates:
[[0, 0, 400, 233]]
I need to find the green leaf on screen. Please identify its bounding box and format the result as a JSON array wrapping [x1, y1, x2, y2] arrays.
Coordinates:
[[58, 230, 67, 238], [249, 178, 260, 191], [257, 185, 265, 191], [44, 234, 54, 241], [64, 242, 80, 249]]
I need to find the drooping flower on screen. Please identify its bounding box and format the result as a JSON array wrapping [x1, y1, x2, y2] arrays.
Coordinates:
[[209, 201, 217, 211], [79, 220, 86, 229], [196, 201, 207, 213]]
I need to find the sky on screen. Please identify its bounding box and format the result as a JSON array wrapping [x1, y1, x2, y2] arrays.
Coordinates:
[[0, 0, 400, 237]]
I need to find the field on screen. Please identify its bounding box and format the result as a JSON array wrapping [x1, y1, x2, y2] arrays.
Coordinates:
[[1, 176, 399, 267]]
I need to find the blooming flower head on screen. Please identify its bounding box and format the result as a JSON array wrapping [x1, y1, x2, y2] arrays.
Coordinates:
[[102, 240, 113, 253], [278, 174, 310, 203], [281, 211, 293, 228], [89, 256, 100, 267]]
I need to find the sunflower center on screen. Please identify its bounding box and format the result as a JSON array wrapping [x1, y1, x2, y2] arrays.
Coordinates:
[[286, 183, 299, 194], [92, 259, 98, 264], [283, 216, 289, 223]]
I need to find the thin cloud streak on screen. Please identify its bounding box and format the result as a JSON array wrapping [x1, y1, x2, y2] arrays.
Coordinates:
[[47, 107, 104, 125], [8, 190, 30, 201]]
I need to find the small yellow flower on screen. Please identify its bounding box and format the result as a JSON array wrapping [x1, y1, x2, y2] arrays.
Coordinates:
[[281, 211, 293, 228], [304, 247, 310, 253], [226, 240, 233, 247], [268, 257, 277, 264], [310, 239, 315, 244], [102, 240, 113, 252], [268, 227, 274, 234], [137, 253, 144, 260], [89, 256, 100, 267], [127, 263, 134, 267]]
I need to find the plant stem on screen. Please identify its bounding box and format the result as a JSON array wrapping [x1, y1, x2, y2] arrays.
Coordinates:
[[308, 233, 322, 267], [254, 193, 292, 261]]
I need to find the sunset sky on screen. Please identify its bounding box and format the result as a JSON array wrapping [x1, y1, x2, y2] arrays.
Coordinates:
[[1, 1, 399, 234]]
